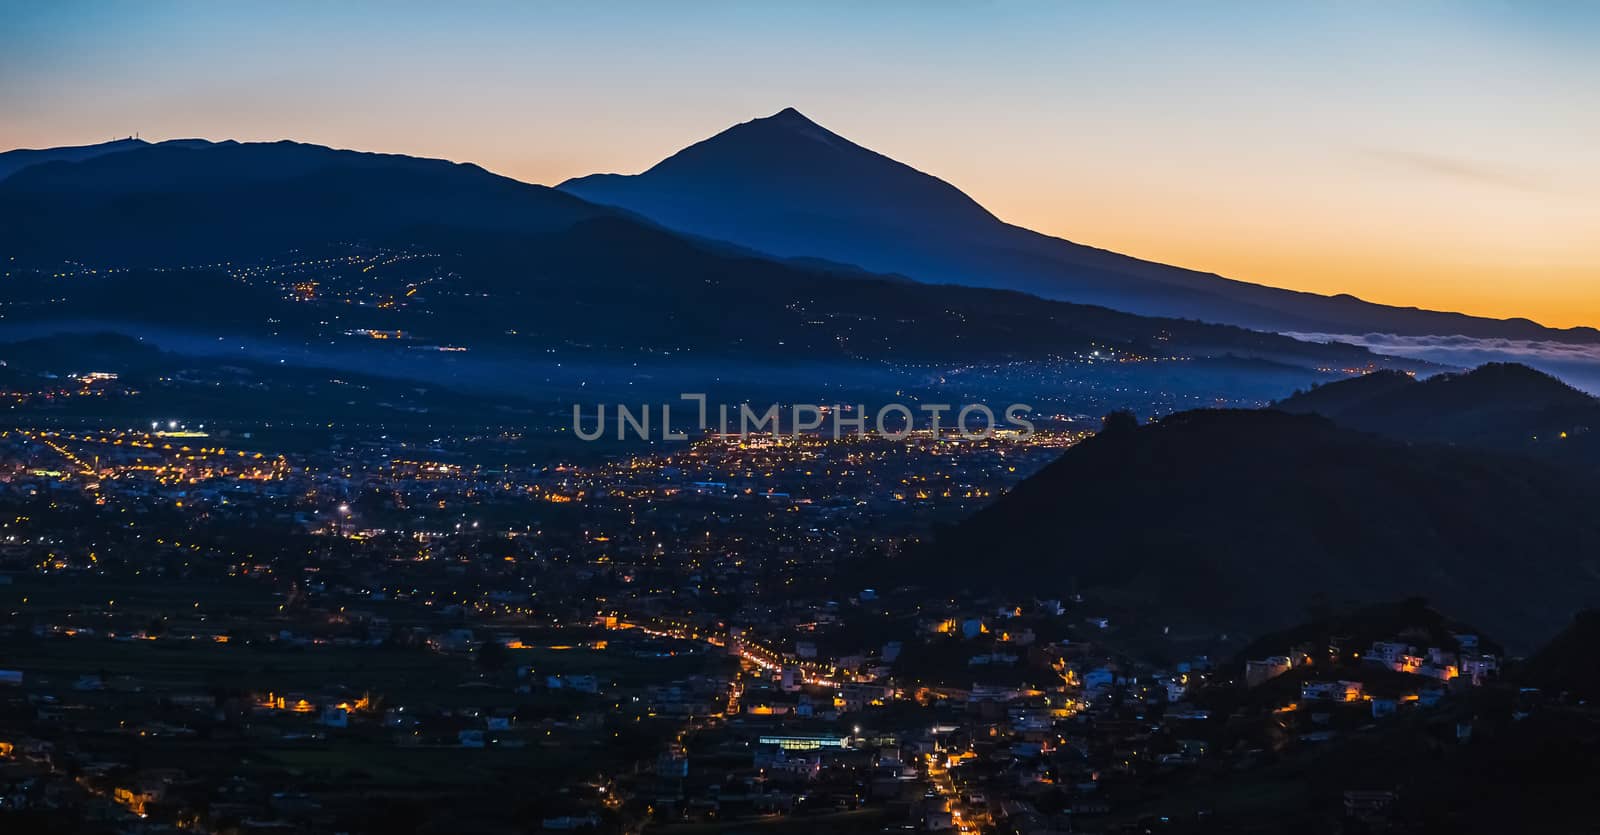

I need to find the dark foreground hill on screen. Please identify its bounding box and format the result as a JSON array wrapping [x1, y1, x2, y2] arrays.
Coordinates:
[[1518, 609, 1600, 700], [1277, 362, 1600, 467], [1103, 599, 1600, 832], [928, 409, 1600, 649]]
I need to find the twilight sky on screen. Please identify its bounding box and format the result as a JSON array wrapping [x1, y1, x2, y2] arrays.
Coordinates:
[[4, 1, 1597, 328]]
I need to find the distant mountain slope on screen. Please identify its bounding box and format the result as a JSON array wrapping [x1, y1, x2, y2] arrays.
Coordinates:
[[0, 138, 1403, 378], [0, 137, 211, 181], [0, 220, 1391, 373], [0, 138, 147, 180], [928, 409, 1600, 649], [1277, 363, 1600, 465], [562, 108, 1600, 344], [0, 139, 615, 263]]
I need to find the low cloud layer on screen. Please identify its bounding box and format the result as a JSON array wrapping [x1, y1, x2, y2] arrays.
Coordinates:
[[1288, 332, 1600, 395]]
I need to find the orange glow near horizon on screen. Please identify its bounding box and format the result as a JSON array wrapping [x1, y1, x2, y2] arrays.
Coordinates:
[[956, 144, 1598, 330]]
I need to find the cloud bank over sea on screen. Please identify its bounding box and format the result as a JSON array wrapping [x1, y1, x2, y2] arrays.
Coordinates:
[[1290, 332, 1600, 394]]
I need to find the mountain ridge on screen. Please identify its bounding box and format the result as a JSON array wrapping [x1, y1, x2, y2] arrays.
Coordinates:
[[0, 136, 213, 181], [924, 407, 1600, 650], [0, 138, 619, 263], [0, 138, 1403, 392], [561, 108, 1600, 344]]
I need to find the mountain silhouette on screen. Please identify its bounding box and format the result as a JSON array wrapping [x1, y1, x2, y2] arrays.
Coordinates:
[[0, 138, 1403, 376], [1519, 609, 1600, 700], [562, 108, 1600, 344], [0, 136, 211, 181], [568, 107, 1000, 236], [927, 408, 1600, 649], [0, 139, 615, 263]]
